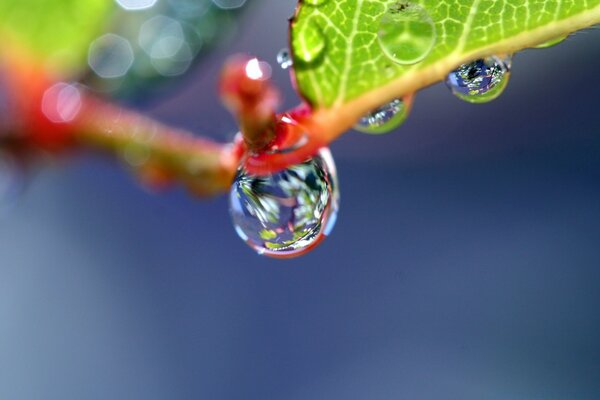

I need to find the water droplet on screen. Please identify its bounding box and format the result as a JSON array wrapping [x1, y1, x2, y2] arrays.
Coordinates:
[[354, 98, 410, 134], [229, 148, 339, 258], [292, 19, 325, 64], [304, 0, 328, 5], [377, 2, 436, 65], [445, 56, 512, 104], [534, 35, 567, 49], [276, 48, 293, 70]]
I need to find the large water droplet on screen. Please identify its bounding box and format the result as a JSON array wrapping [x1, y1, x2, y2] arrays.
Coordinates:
[[534, 35, 567, 49], [445, 56, 511, 104], [377, 2, 436, 65], [354, 98, 410, 134], [292, 19, 325, 64], [304, 0, 327, 5], [276, 48, 293, 70], [229, 148, 339, 258]]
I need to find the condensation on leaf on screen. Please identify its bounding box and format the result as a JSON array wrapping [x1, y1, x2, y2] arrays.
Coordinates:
[[377, 2, 436, 65], [291, 18, 325, 64], [354, 98, 410, 134], [445, 56, 512, 104], [534, 35, 568, 49]]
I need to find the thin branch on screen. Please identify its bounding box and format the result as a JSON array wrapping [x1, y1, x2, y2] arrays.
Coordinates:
[[1, 45, 239, 196]]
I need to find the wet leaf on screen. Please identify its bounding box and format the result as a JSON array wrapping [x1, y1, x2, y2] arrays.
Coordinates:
[[291, 0, 600, 108]]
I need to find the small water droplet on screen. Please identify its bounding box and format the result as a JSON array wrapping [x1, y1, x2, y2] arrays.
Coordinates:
[[304, 0, 327, 5], [445, 55, 512, 104], [354, 98, 410, 134], [377, 2, 436, 65], [229, 148, 339, 258], [534, 35, 567, 49], [276, 48, 293, 70], [292, 19, 325, 64]]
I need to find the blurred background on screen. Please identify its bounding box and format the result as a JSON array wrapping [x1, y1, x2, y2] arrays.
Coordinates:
[[1, 0, 600, 399]]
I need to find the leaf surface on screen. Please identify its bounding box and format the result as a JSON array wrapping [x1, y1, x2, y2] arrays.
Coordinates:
[[291, 0, 600, 109]]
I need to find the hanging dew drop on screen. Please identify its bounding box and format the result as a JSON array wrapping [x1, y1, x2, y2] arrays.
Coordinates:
[[377, 2, 436, 65], [276, 48, 293, 70], [445, 55, 512, 104], [229, 148, 340, 258], [292, 18, 325, 64], [534, 35, 567, 49], [354, 98, 411, 134]]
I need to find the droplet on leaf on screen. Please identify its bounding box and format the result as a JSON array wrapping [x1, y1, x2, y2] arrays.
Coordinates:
[[354, 98, 410, 134], [534, 35, 567, 49], [276, 48, 293, 70], [445, 56, 512, 104], [229, 148, 339, 258], [292, 18, 325, 64], [377, 2, 436, 65]]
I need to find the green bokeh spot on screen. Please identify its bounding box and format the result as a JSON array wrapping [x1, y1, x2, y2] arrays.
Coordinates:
[[0, 0, 113, 73]]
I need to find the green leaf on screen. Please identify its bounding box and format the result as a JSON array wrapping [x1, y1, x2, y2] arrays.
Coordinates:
[[291, 0, 600, 108], [0, 0, 113, 73]]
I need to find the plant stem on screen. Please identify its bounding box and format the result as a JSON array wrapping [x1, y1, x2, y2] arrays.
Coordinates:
[[1, 46, 240, 196]]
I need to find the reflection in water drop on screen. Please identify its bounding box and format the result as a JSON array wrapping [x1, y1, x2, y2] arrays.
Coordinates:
[[377, 2, 436, 65], [354, 98, 409, 134], [445, 56, 512, 104], [88, 33, 135, 79], [229, 148, 339, 258], [276, 48, 293, 70], [41, 82, 82, 124], [292, 18, 325, 64], [534, 35, 567, 49]]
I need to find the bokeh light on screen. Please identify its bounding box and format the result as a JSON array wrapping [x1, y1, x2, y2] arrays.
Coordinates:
[[212, 0, 247, 10], [41, 82, 82, 124], [88, 34, 135, 79], [115, 0, 158, 11], [139, 15, 185, 59]]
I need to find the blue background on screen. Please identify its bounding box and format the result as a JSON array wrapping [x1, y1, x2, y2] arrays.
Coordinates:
[[1, 1, 600, 398]]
